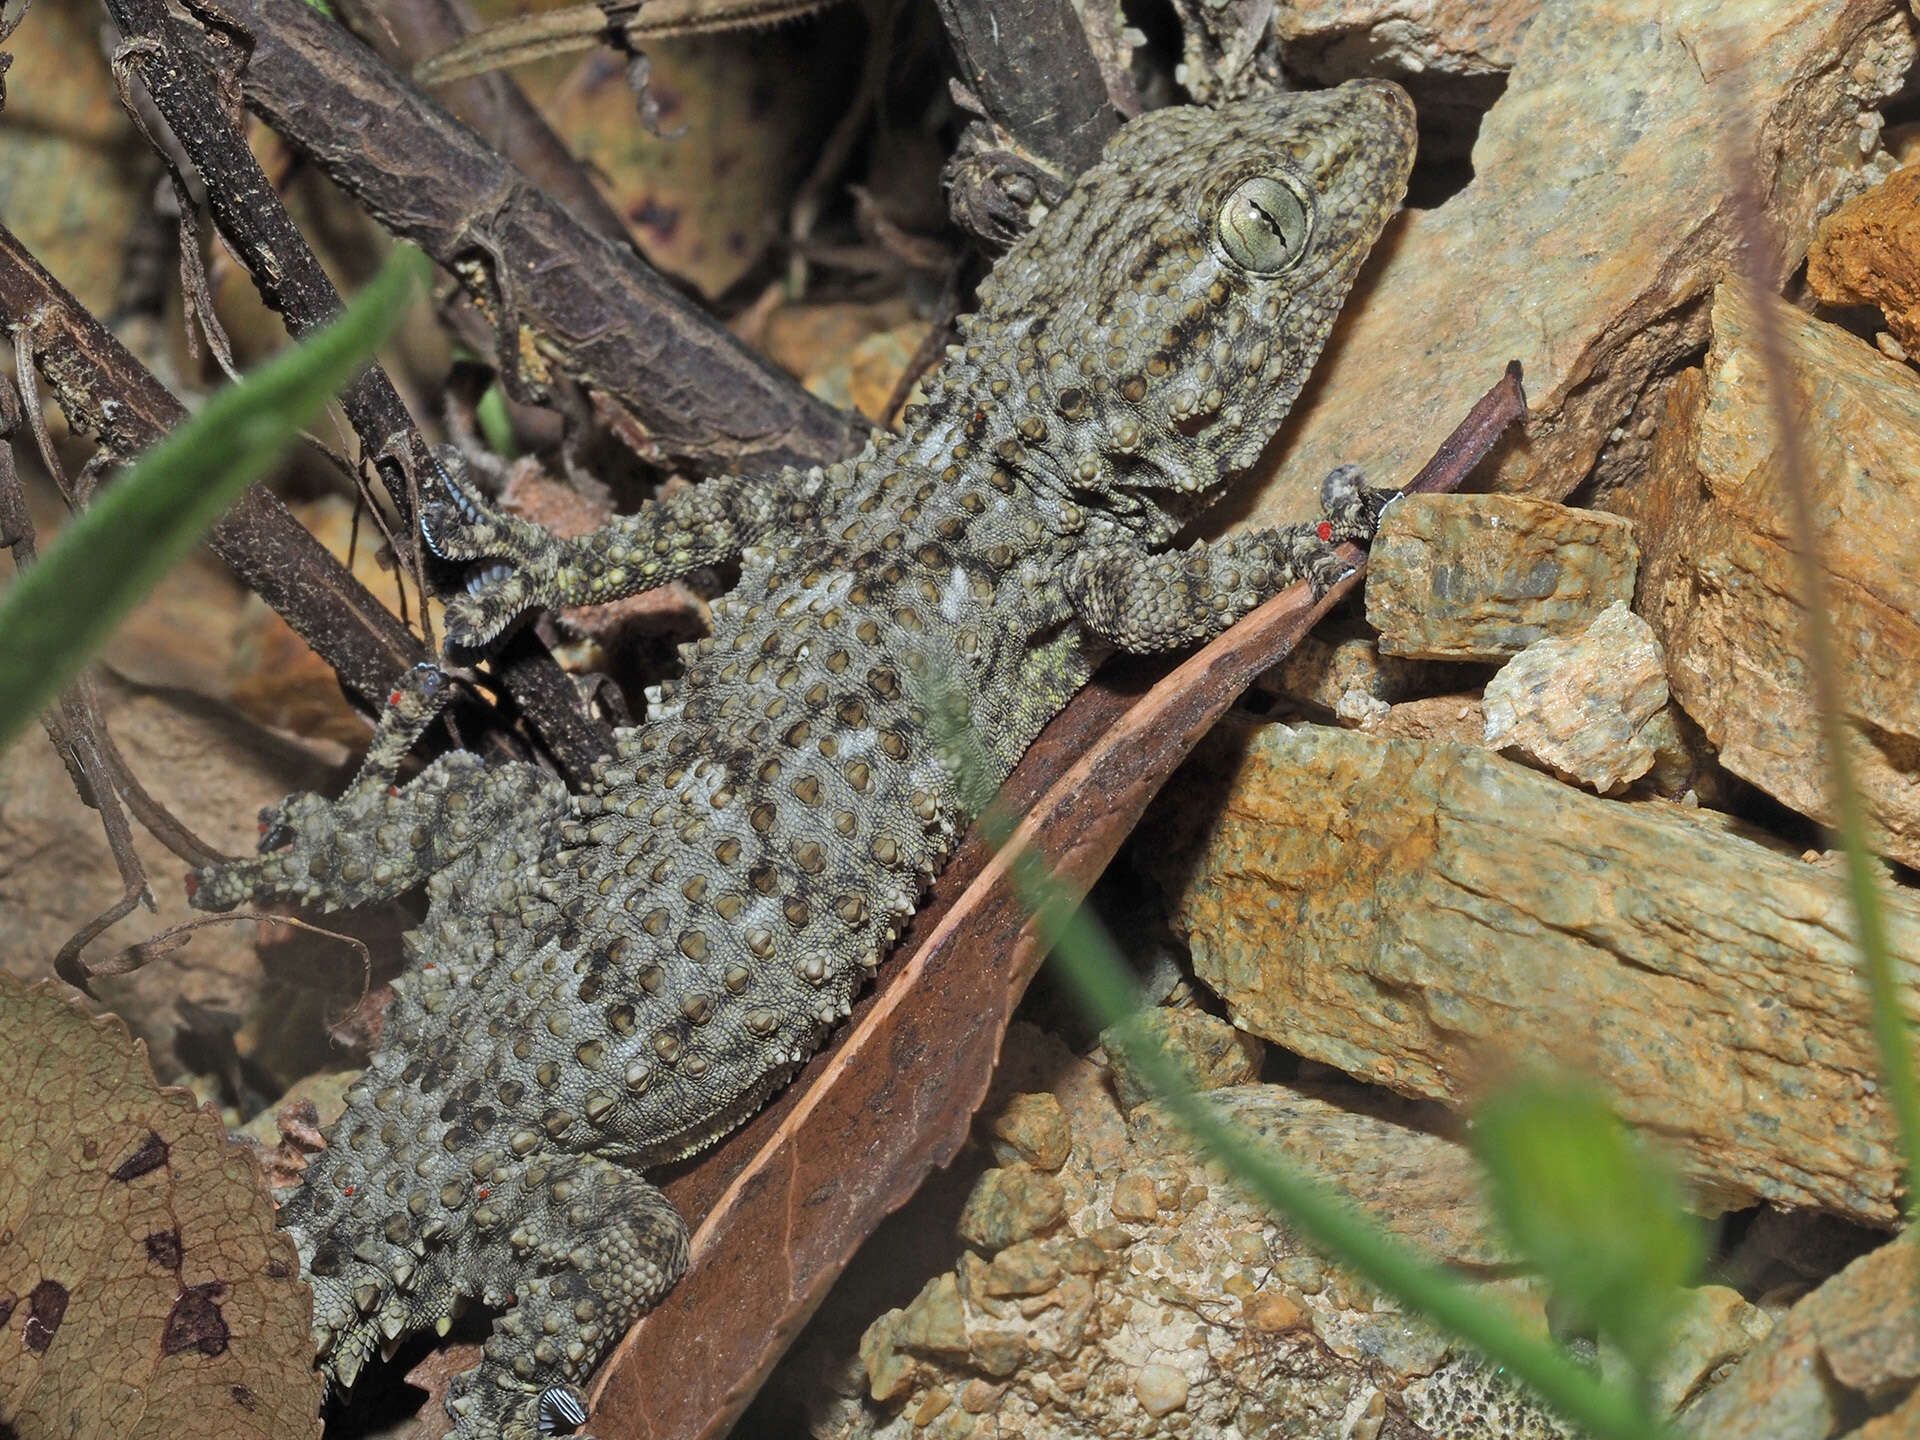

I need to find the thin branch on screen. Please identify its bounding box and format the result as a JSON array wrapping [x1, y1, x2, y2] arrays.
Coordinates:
[[106, 7, 432, 537], [0, 372, 174, 992], [187, 0, 867, 476], [330, 0, 633, 248], [0, 218, 425, 711], [929, 0, 1118, 175], [102, 0, 616, 780], [45, 684, 160, 995]]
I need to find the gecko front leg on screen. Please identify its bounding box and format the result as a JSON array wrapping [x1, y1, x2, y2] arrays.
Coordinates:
[[420, 447, 816, 650], [1066, 465, 1395, 652]]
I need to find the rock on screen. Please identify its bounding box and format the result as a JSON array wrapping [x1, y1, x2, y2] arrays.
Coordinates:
[[1141, 718, 1920, 1226], [1176, 0, 1535, 170], [1680, 1236, 1920, 1438], [1366, 493, 1640, 660], [956, 1166, 1066, 1250], [1368, 692, 1489, 745], [1242, 1289, 1307, 1332], [830, 1057, 1578, 1440], [1850, 1387, 1920, 1440], [1102, 1006, 1263, 1113], [1808, 162, 1920, 355], [1132, 1363, 1188, 1417], [1274, 1, 1539, 168], [1256, 629, 1481, 727], [1482, 601, 1669, 792], [1632, 282, 1920, 867], [1276, 0, 1536, 77], [1177, 0, 1536, 132], [986, 1092, 1073, 1173], [986, 1023, 1134, 1190], [1719, 1207, 1883, 1302], [1633, 705, 1736, 808], [911, 1387, 952, 1426], [752, 298, 932, 426], [1135, 1083, 1512, 1266], [977, 1240, 1063, 1298], [236, 1068, 362, 1194], [0, 4, 156, 319], [957, 1378, 1004, 1413], [1632, 1286, 1773, 1417], [860, 1273, 969, 1401], [1108, 1171, 1159, 1223], [1225, 0, 1910, 531]]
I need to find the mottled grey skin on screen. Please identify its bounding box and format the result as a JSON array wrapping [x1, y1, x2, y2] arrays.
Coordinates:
[[191, 81, 1416, 1439]]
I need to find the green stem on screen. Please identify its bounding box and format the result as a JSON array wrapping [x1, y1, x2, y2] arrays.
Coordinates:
[[996, 828, 1668, 1440], [0, 247, 430, 753]]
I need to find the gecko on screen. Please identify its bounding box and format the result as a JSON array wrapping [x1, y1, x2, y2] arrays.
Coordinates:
[[189, 78, 1417, 1439]]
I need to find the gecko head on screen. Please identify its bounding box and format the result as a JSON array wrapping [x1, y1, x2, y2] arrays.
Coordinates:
[[957, 79, 1416, 536]]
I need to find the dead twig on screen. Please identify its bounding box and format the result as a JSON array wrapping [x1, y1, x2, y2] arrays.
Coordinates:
[[927, 0, 1118, 177], [104, 0, 616, 781], [0, 366, 224, 988], [186, 0, 867, 477], [0, 220, 426, 712], [0, 380, 149, 993], [331, 0, 634, 248], [106, 3, 434, 542]]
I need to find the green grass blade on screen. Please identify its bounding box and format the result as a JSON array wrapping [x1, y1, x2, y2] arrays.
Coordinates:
[[1474, 1070, 1702, 1397], [0, 245, 431, 754], [1013, 852, 1668, 1440], [926, 676, 1665, 1438]]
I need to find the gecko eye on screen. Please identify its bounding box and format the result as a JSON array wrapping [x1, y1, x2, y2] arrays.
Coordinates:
[[1214, 175, 1312, 275]]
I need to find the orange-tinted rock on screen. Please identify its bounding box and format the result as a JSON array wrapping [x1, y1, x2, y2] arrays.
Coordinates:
[[1809, 162, 1920, 354], [1143, 718, 1920, 1226], [1634, 283, 1920, 867]]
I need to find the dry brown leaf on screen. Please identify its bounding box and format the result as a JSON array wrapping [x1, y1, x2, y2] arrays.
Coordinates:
[[532, 23, 858, 299], [0, 977, 320, 1440], [0, 6, 148, 319]]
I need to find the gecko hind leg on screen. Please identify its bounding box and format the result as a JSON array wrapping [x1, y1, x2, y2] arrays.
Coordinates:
[[440, 1157, 689, 1440]]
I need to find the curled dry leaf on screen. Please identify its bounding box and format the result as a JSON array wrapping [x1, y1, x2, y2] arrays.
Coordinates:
[[0, 976, 319, 1440], [587, 366, 1525, 1440]]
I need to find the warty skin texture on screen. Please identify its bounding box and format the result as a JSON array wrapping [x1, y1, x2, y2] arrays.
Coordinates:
[[190, 79, 1417, 1439]]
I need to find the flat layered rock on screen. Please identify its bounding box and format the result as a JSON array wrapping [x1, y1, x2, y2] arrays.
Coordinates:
[[1680, 1236, 1920, 1439], [1633, 282, 1920, 867], [1141, 718, 1920, 1227], [1366, 493, 1639, 660]]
